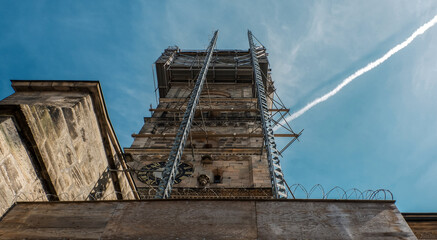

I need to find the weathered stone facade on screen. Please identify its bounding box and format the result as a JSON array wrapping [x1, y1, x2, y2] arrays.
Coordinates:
[[0, 81, 137, 217], [0, 117, 47, 215], [0, 200, 417, 239], [0, 41, 423, 240], [125, 49, 275, 198]]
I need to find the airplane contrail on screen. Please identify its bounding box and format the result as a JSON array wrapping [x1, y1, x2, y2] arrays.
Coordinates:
[[274, 14, 437, 131]]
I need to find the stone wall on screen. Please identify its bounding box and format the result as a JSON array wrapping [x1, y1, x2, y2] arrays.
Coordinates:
[[403, 213, 437, 239], [126, 82, 273, 198], [105, 130, 136, 199], [0, 117, 47, 216], [0, 200, 416, 239], [0, 81, 137, 217], [19, 93, 116, 200]]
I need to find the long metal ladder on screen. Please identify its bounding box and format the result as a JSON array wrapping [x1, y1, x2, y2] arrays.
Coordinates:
[[248, 30, 288, 199], [155, 30, 219, 199]]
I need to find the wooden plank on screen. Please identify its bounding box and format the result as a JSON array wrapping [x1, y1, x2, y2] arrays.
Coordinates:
[[131, 133, 298, 138], [124, 147, 263, 154], [149, 108, 288, 112], [159, 98, 257, 103]]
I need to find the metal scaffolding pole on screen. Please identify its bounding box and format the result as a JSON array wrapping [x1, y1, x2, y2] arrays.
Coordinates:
[[155, 30, 219, 199], [248, 30, 288, 199]]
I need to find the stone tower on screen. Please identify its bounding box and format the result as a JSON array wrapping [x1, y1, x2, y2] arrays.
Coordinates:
[[0, 32, 421, 240], [124, 42, 283, 199]]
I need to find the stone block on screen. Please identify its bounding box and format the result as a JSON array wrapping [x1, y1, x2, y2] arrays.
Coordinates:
[[0, 117, 46, 216]]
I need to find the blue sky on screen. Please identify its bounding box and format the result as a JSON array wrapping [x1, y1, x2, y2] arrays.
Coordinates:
[[1, 0, 436, 212]]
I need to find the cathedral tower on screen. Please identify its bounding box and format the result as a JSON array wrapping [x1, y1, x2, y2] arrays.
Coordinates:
[[124, 31, 294, 199], [0, 31, 418, 240]]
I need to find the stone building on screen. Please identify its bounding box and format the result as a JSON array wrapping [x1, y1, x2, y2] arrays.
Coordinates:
[[0, 81, 138, 217], [125, 47, 276, 199], [0, 33, 434, 239]]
